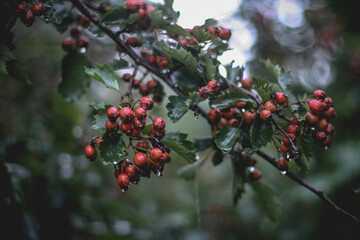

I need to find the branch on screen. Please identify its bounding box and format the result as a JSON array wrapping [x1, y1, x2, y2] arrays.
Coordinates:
[[255, 150, 360, 224]]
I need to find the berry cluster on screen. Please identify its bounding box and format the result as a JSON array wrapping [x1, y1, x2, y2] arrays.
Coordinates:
[[199, 80, 221, 99], [259, 92, 288, 122], [61, 16, 91, 53], [306, 90, 335, 149], [125, 0, 155, 30], [233, 146, 262, 182], [15, 2, 46, 27]]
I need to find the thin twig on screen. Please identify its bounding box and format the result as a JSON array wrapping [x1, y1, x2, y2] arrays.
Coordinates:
[[271, 118, 298, 153]]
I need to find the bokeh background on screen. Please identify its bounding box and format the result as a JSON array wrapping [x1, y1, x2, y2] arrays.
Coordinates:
[[1, 0, 360, 239]]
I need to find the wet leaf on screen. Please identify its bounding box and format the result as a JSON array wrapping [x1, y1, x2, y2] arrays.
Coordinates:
[[215, 125, 241, 152]]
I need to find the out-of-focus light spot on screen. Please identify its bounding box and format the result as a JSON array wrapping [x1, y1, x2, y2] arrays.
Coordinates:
[[72, 126, 83, 138], [113, 220, 131, 236], [218, 65, 227, 78], [276, 0, 304, 28]]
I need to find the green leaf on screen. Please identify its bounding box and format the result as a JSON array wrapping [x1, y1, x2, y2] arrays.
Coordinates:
[[251, 116, 273, 151], [252, 76, 273, 102], [85, 64, 121, 93], [162, 132, 197, 164], [238, 132, 254, 155], [171, 69, 204, 95], [204, 18, 218, 27], [225, 61, 244, 84], [194, 137, 213, 152], [231, 158, 245, 206], [261, 59, 281, 83], [215, 125, 241, 153], [212, 149, 223, 166], [141, 124, 152, 136], [149, 9, 166, 28], [250, 181, 282, 221], [209, 87, 251, 109], [89, 102, 113, 131], [112, 59, 129, 70], [204, 53, 218, 81], [101, 7, 130, 26], [177, 158, 206, 181], [59, 53, 92, 102], [166, 95, 189, 123], [50, 3, 77, 33], [193, 27, 215, 42], [161, 43, 199, 75], [185, 91, 203, 106], [99, 134, 127, 165]]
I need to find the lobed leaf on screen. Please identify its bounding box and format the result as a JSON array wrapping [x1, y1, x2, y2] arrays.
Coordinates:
[[251, 115, 273, 151], [162, 132, 197, 163], [85, 64, 121, 93], [99, 134, 127, 165], [215, 125, 241, 153], [166, 95, 189, 123]]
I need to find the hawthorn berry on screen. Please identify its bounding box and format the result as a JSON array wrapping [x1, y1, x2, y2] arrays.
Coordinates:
[[228, 118, 240, 128], [317, 118, 328, 131], [315, 131, 327, 141], [260, 110, 272, 121], [314, 90, 326, 100], [32, 3, 45, 16], [132, 79, 141, 88], [125, 165, 137, 178], [152, 117, 166, 130], [277, 158, 288, 171], [125, 37, 142, 47], [290, 117, 300, 125], [324, 107, 335, 119], [323, 97, 333, 107], [207, 80, 221, 92], [208, 108, 222, 123], [122, 73, 132, 82], [135, 107, 147, 119], [287, 124, 300, 136], [107, 107, 119, 122], [309, 99, 324, 114], [199, 86, 213, 99], [95, 137, 103, 147], [275, 92, 287, 105], [121, 122, 133, 135], [150, 148, 163, 162], [140, 97, 153, 110], [70, 26, 82, 39], [147, 55, 156, 64], [130, 128, 141, 137], [223, 108, 237, 119], [146, 5, 155, 15], [140, 85, 150, 96], [207, 26, 219, 35], [137, 8, 146, 18], [219, 28, 231, 40], [136, 141, 149, 152], [243, 110, 256, 125], [306, 112, 319, 125], [117, 173, 130, 186], [21, 10, 35, 27], [62, 38, 74, 52], [119, 107, 134, 122], [133, 152, 148, 167], [126, 0, 142, 11], [178, 39, 187, 46], [156, 56, 169, 68], [264, 100, 277, 113], [241, 78, 252, 90], [146, 80, 158, 89], [84, 145, 97, 161], [280, 142, 289, 153], [236, 102, 247, 110], [283, 133, 296, 146], [80, 15, 91, 28], [248, 169, 262, 181], [163, 152, 171, 163], [77, 36, 89, 49], [15, 4, 26, 15], [133, 117, 145, 130], [326, 124, 335, 135], [105, 119, 119, 132]]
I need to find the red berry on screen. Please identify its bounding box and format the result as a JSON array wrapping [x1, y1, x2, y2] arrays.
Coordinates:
[[21, 10, 34, 27], [280, 142, 289, 153], [323, 97, 333, 108], [84, 145, 97, 161], [264, 100, 277, 113], [313, 90, 326, 100], [222, 107, 236, 119], [77, 36, 89, 49], [105, 119, 119, 132], [243, 110, 256, 125], [317, 118, 328, 131], [324, 107, 335, 119], [62, 38, 74, 52], [147, 55, 156, 64], [125, 165, 137, 178], [156, 56, 169, 68], [149, 148, 163, 162], [325, 124, 335, 135], [135, 107, 147, 119], [275, 92, 287, 105], [236, 102, 247, 109], [107, 107, 119, 122], [315, 131, 327, 141], [139, 85, 150, 96], [207, 80, 221, 92], [125, 37, 142, 47], [277, 158, 288, 171], [219, 28, 231, 40], [146, 80, 158, 89], [80, 15, 91, 28], [150, 125, 166, 138], [228, 118, 239, 128], [122, 73, 132, 82], [126, 0, 140, 11], [290, 117, 300, 125], [199, 86, 213, 99], [119, 107, 134, 122], [260, 110, 272, 121], [152, 117, 166, 130], [70, 26, 82, 39], [15, 4, 26, 15], [140, 97, 153, 110], [146, 5, 155, 15], [32, 3, 45, 16], [163, 152, 171, 163], [208, 108, 222, 123], [133, 152, 148, 167], [121, 122, 133, 135], [95, 137, 103, 147], [248, 169, 262, 181], [321, 136, 331, 148], [286, 124, 300, 136], [117, 173, 130, 186], [178, 39, 187, 46], [137, 8, 146, 18], [241, 78, 252, 90], [283, 133, 296, 146], [133, 117, 145, 130], [207, 26, 219, 35], [136, 141, 149, 152], [130, 128, 141, 137], [309, 100, 324, 114], [132, 79, 141, 88], [306, 112, 319, 125]]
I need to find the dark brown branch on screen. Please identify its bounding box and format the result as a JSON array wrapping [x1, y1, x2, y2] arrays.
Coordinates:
[[256, 150, 360, 224], [271, 118, 298, 153], [71, 0, 360, 225]]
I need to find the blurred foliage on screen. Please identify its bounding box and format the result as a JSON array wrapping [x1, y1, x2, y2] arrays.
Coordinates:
[[0, 0, 360, 240]]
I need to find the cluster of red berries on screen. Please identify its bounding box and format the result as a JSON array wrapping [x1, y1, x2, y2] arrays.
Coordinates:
[[259, 92, 288, 122], [121, 73, 161, 100], [15, 2, 45, 27], [125, 0, 155, 30], [114, 142, 171, 192], [199, 80, 221, 99], [61, 16, 91, 53], [306, 90, 335, 149]]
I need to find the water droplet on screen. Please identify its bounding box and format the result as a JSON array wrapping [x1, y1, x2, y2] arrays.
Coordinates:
[[249, 166, 255, 172], [324, 146, 328, 150], [132, 180, 138, 184], [286, 153, 290, 158], [281, 171, 287, 175], [120, 186, 128, 193], [156, 170, 163, 177], [194, 112, 199, 119], [241, 109, 246, 113], [79, 48, 87, 54], [196, 153, 200, 160], [310, 127, 315, 131]]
